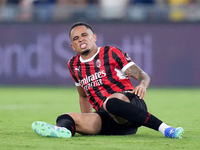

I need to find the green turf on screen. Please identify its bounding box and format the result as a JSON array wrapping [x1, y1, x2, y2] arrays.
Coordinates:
[[0, 87, 199, 150]]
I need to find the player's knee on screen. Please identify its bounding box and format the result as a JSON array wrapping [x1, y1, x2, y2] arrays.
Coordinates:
[[103, 93, 129, 111], [104, 98, 121, 114]]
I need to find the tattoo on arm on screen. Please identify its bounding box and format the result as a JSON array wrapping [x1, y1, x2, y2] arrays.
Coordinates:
[[125, 65, 141, 80], [125, 64, 150, 87]]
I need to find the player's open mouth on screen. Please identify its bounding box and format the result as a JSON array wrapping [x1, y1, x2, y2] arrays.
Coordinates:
[[80, 43, 87, 49]]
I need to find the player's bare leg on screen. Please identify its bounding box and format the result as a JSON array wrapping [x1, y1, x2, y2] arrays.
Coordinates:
[[67, 113, 102, 135], [32, 112, 102, 138]]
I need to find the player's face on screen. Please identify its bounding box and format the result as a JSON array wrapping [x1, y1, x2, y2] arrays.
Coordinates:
[[70, 25, 97, 56]]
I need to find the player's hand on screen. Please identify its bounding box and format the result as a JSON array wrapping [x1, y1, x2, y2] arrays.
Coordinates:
[[131, 85, 147, 100]]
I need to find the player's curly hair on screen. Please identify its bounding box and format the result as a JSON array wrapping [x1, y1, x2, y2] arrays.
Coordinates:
[[69, 22, 94, 37]]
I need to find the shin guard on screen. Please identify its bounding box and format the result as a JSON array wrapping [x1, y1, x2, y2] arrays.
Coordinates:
[[56, 114, 76, 136]]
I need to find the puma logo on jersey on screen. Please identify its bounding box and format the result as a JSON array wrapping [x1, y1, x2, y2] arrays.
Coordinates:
[[75, 66, 80, 72]]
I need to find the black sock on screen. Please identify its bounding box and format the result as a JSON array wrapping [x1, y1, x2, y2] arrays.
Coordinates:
[[105, 98, 162, 131], [56, 114, 76, 136]]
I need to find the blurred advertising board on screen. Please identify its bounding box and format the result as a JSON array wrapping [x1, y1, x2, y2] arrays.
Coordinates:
[[0, 23, 199, 86]]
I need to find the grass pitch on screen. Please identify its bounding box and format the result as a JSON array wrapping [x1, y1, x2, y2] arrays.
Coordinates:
[[0, 87, 199, 150]]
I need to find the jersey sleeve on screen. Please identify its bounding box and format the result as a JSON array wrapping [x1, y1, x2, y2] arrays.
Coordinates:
[[68, 58, 81, 86], [110, 47, 135, 72]]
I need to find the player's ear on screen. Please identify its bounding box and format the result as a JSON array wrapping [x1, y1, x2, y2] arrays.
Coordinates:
[[71, 44, 76, 51], [93, 34, 97, 42]]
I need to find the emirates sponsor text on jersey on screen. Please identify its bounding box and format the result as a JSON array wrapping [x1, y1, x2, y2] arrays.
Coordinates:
[[79, 70, 106, 90]]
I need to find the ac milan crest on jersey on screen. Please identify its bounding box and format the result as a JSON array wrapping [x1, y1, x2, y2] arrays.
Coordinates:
[[96, 59, 101, 68]]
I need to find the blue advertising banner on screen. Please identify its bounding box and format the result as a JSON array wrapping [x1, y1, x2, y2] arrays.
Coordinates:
[[0, 23, 199, 86]]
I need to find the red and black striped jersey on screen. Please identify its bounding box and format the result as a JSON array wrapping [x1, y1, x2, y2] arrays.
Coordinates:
[[68, 46, 135, 111]]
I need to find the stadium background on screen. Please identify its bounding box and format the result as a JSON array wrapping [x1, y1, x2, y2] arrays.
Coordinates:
[[0, 0, 200, 87]]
